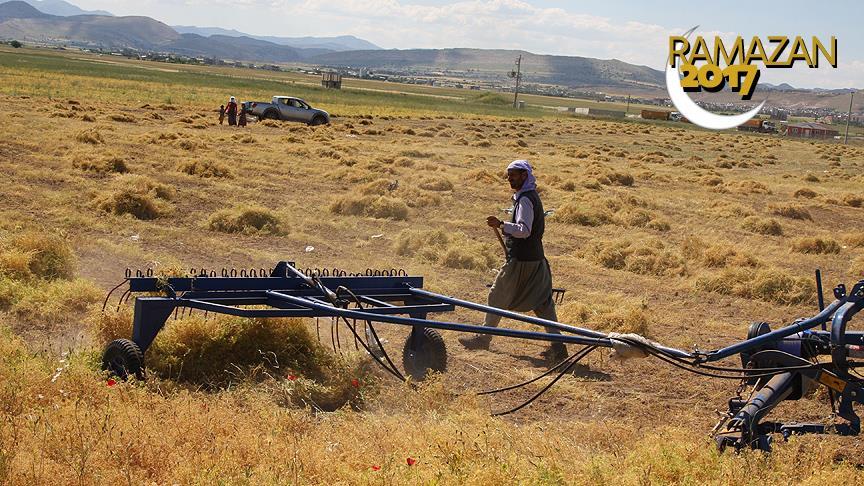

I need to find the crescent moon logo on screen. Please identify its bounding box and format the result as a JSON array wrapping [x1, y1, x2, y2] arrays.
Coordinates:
[[666, 26, 765, 130]]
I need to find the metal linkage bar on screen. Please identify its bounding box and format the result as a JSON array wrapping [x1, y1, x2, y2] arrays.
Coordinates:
[[176, 298, 453, 319], [407, 287, 607, 339], [128, 275, 425, 293], [703, 299, 845, 363], [266, 290, 613, 347], [407, 286, 693, 358]]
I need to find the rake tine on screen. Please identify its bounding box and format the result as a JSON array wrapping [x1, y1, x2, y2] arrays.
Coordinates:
[[352, 316, 359, 351], [330, 317, 338, 354]]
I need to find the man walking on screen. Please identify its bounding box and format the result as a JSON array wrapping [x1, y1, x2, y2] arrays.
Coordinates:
[[458, 160, 567, 361]]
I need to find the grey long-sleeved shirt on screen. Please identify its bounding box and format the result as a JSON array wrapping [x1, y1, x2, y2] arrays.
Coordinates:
[[502, 193, 534, 239]]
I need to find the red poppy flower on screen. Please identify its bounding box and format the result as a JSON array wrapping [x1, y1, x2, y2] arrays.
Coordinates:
[[371, 465, 381, 471], [287, 374, 297, 381], [106, 378, 117, 387], [406, 457, 417, 466], [351, 378, 360, 388]]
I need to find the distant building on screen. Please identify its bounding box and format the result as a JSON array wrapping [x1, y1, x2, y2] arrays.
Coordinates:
[[321, 72, 342, 89], [785, 122, 839, 139]]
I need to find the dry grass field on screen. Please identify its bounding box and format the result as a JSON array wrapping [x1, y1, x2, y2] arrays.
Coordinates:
[[2, 46, 864, 484]]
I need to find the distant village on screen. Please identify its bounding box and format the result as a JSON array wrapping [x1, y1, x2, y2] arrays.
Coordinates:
[[25, 42, 864, 131]]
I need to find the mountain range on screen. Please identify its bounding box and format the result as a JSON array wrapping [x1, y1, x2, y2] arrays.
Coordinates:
[[0, 1, 667, 89], [15, 0, 110, 16], [172, 25, 380, 52], [1, 1, 379, 53]]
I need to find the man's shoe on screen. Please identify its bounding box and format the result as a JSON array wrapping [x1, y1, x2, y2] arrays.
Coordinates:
[[459, 335, 491, 350], [540, 343, 568, 362]]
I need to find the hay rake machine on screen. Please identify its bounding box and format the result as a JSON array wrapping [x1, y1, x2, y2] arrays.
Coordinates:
[[102, 261, 864, 452]]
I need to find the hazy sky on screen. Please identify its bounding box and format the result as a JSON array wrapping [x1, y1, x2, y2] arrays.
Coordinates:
[[71, 0, 863, 89]]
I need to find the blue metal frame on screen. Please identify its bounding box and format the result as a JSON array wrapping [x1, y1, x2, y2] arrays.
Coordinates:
[[121, 261, 863, 367], [123, 261, 624, 354], [112, 260, 864, 452]]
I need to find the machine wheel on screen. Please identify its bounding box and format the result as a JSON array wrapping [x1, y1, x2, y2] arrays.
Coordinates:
[[741, 321, 772, 379], [402, 327, 447, 382], [262, 109, 279, 120], [102, 339, 144, 380], [309, 115, 327, 126], [747, 321, 772, 340]]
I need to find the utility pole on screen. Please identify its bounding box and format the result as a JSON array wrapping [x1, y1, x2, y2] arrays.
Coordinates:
[[845, 91, 855, 144], [510, 55, 522, 108], [626, 94, 631, 115]]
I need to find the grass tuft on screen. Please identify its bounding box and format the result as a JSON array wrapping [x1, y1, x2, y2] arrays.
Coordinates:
[[741, 216, 783, 236], [75, 127, 104, 144], [3, 230, 76, 280], [556, 202, 613, 226], [582, 238, 685, 276], [329, 192, 410, 220], [207, 205, 281, 234], [178, 159, 233, 179], [394, 229, 496, 270], [843, 194, 864, 208], [93, 175, 172, 220], [695, 268, 814, 305], [851, 256, 864, 279], [794, 188, 819, 199], [790, 237, 841, 254], [681, 237, 759, 268], [73, 153, 129, 174], [558, 300, 650, 335], [770, 204, 812, 220]]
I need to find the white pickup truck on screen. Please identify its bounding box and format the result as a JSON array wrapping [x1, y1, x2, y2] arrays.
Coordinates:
[[242, 96, 330, 126]]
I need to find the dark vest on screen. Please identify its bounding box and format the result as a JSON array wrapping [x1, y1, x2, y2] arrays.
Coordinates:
[[504, 189, 545, 261]]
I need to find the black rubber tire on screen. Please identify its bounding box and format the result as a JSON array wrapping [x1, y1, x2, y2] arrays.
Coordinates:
[[309, 115, 326, 126], [747, 321, 772, 340], [402, 327, 447, 381], [262, 109, 279, 120], [102, 339, 144, 380], [740, 321, 772, 376]]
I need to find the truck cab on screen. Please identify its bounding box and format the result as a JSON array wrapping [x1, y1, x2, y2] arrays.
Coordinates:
[[273, 96, 314, 123]]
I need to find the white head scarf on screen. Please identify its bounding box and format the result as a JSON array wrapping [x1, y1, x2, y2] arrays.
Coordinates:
[[506, 159, 536, 193]]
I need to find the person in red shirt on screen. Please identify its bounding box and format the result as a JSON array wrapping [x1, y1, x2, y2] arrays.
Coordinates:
[[225, 96, 238, 126]]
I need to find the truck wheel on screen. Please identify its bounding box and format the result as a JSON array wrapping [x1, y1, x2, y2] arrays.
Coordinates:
[[102, 339, 144, 380], [310, 115, 326, 126], [263, 109, 279, 120], [403, 327, 447, 381]]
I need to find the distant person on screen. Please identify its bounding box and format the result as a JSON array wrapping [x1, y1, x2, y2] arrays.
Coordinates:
[[226, 96, 238, 126], [218, 104, 226, 125], [238, 104, 248, 127], [458, 160, 566, 362]]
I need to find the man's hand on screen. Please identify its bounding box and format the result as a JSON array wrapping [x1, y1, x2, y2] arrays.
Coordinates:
[[487, 216, 503, 228]]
